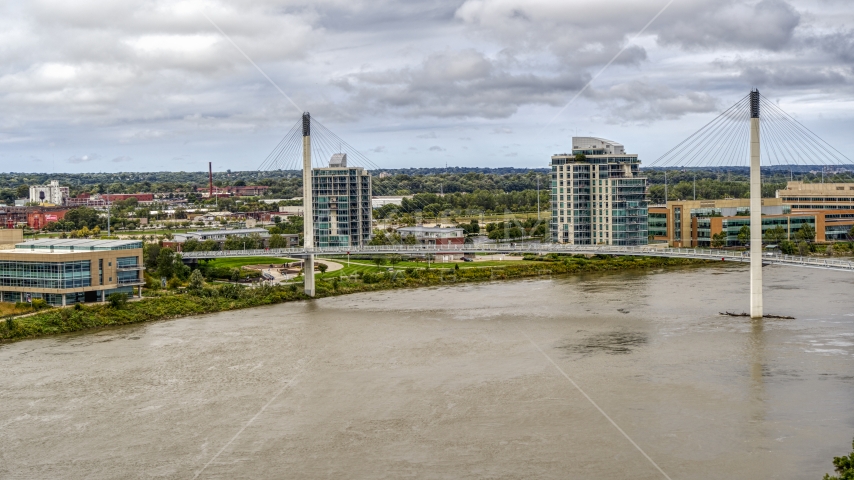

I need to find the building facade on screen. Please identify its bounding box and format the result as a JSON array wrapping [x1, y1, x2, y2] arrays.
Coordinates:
[[0, 206, 69, 229], [0, 239, 144, 306], [396, 226, 465, 246], [312, 154, 372, 248], [776, 181, 854, 211], [29, 181, 69, 206], [649, 198, 854, 247], [165, 228, 276, 252], [550, 137, 648, 245]]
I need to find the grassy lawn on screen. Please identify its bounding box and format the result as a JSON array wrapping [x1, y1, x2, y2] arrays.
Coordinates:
[[203, 257, 296, 269], [317, 258, 539, 278]]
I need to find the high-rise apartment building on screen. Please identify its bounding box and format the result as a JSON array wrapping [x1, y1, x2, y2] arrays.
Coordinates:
[[311, 154, 372, 247], [550, 137, 648, 245]]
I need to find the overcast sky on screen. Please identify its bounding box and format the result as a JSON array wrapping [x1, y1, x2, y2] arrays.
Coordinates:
[[1, 0, 852, 173]]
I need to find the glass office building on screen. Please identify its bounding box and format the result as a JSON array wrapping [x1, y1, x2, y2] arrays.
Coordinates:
[[0, 239, 144, 306]]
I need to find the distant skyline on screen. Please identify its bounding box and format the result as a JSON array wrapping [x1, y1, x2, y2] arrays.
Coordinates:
[[1, 0, 853, 173]]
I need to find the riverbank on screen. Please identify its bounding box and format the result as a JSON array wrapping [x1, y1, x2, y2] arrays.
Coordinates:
[[0, 255, 712, 342]]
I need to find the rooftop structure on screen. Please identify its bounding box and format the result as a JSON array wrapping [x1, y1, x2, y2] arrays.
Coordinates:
[[329, 153, 347, 167], [777, 181, 854, 211], [15, 239, 142, 252]]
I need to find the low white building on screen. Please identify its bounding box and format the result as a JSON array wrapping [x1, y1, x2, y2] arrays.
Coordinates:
[[372, 196, 409, 208]]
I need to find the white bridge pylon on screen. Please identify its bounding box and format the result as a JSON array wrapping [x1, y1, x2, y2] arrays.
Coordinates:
[[749, 89, 763, 319]]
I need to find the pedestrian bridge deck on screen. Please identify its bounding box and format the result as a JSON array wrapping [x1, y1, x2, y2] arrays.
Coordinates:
[[180, 244, 854, 273]]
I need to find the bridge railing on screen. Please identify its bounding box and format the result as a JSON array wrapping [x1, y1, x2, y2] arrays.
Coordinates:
[[178, 244, 854, 271]]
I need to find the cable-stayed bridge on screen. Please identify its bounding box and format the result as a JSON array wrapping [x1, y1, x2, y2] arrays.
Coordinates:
[[250, 91, 853, 315]]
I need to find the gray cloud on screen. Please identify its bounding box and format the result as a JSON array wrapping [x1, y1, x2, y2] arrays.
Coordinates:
[[333, 49, 590, 119], [111, 155, 133, 163], [368, 146, 386, 153], [429, 146, 445, 151], [0, 0, 851, 172], [656, 0, 800, 51], [585, 81, 719, 122]]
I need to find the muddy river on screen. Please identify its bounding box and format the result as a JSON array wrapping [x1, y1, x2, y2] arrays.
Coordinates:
[[1, 264, 852, 479]]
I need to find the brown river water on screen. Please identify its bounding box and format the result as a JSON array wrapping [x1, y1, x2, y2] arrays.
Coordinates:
[[1, 263, 852, 479]]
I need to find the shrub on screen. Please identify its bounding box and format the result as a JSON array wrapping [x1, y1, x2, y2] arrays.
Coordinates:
[[167, 277, 182, 290], [31, 299, 50, 311], [107, 293, 127, 309], [218, 283, 244, 300], [187, 269, 205, 291], [74, 303, 82, 311], [823, 437, 854, 480]]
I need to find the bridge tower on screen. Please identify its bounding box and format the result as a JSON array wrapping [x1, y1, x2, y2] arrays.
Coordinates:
[[302, 112, 315, 297], [749, 90, 762, 318]]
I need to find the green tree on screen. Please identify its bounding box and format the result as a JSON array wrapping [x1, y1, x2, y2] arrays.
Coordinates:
[[269, 234, 288, 249], [372, 257, 386, 269], [388, 254, 402, 268], [187, 269, 205, 291], [823, 437, 854, 480], [16, 185, 29, 199], [737, 225, 750, 246], [402, 233, 417, 245], [156, 248, 176, 279], [779, 240, 795, 255], [143, 243, 161, 270], [318, 263, 328, 278], [183, 238, 200, 252], [798, 241, 809, 256], [223, 235, 255, 250], [107, 292, 127, 309], [796, 224, 816, 243], [711, 231, 727, 248], [764, 225, 787, 244]]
